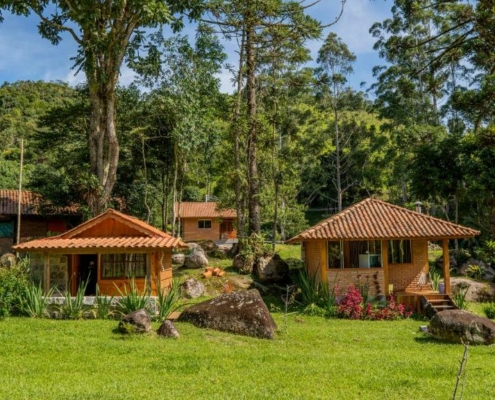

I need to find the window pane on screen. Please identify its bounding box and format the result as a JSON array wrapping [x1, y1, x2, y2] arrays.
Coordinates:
[[0, 221, 14, 238], [388, 240, 412, 264], [102, 253, 146, 279], [328, 241, 343, 269]]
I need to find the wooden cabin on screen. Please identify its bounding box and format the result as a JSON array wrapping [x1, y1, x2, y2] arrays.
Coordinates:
[[13, 209, 187, 296], [0, 189, 80, 254], [175, 202, 237, 242], [287, 198, 480, 311]]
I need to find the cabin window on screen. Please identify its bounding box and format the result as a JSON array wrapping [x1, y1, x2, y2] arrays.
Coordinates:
[[388, 240, 412, 264], [349, 240, 382, 268], [198, 220, 212, 229], [327, 241, 343, 268], [0, 221, 14, 237], [328, 240, 382, 269], [101, 253, 146, 279]]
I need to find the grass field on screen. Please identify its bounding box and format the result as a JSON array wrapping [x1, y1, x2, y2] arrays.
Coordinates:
[[1, 314, 494, 400]]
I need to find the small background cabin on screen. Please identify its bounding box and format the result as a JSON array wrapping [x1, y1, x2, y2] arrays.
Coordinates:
[[175, 202, 237, 242], [287, 198, 480, 311], [0, 189, 80, 254], [13, 209, 186, 296]]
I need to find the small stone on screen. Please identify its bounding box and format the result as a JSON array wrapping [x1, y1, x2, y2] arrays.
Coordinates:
[[118, 309, 151, 334], [181, 278, 205, 299], [157, 320, 180, 338]]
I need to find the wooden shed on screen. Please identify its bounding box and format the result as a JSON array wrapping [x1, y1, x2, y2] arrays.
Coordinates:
[[13, 209, 186, 296], [287, 198, 480, 310], [175, 202, 237, 242]]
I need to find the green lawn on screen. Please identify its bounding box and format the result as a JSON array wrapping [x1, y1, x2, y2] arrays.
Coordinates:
[[0, 315, 494, 399]]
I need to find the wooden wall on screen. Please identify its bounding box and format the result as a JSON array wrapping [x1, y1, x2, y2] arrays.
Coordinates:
[[181, 218, 221, 242], [388, 239, 429, 292]]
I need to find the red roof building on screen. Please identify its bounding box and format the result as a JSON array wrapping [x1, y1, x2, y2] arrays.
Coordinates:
[[287, 198, 480, 312], [175, 202, 237, 242], [14, 209, 187, 296]]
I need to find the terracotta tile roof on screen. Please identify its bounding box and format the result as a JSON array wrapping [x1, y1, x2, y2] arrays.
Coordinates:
[[13, 208, 187, 252], [0, 189, 79, 216], [287, 198, 480, 243], [175, 202, 237, 219]]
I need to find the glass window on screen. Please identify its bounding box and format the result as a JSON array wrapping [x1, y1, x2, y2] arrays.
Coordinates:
[[101, 254, 146, 279], [349, 240, 382, 268], [198, 220, 212, 229], [388, 240, 412, 264], [0, 221, 14, 238], [327, 241, 343, 269]]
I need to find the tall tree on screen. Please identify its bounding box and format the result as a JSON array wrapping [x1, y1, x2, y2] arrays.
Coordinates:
[[315, 33, 356, 212], [0, 1, 200, 215]]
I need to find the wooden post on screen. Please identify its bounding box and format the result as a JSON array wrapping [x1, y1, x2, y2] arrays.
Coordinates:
[[146, 252, 152, 292], [43, 253, 50, 295], [320, 241, 328, 285], [442, 239, 451, 294], [381, 240, 390, 296]]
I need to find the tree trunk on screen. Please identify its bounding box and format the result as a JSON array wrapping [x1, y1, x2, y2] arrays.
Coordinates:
[[334, 105, 342, 212], [246, 24, 261, 234], [233, 28, 246, 236]]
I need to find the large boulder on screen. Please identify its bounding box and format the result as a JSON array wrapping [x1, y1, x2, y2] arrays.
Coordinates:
[[184, 248, 209, 269], [254, 254, 290, 283], [118, 309, 152, 334], [198, 240, 217, 253], [429, 309, 495, 345], [451, 278, 495, 302], [172, 253, 185, 265], [157, 320, 180, 338], [178, 289, 277, 339], [233, 253, 255, 274], [181, 278, 205, 299]]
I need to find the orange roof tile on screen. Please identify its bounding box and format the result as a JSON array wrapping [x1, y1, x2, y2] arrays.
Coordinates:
[[13, 208, 187, 252], [0, 189, 79, 215], [174, 202, 237, 219], [287, 198, 480, 243]]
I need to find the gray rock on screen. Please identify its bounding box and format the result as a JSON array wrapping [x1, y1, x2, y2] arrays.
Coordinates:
[[233, 253, 255, 274], [181, 278, 205, 299], [0, 253, 16, 268], [255, 254, 290, 283], [118, 309, 151, 334], [184, 249, 208, 269], [429, 309, 495, 345], [172, 253, 185, 265], [178, 289, 277, 339], [157, 320, 179, 338], [187, 243, 205, 254]]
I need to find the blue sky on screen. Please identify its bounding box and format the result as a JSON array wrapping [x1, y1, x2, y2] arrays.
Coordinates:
[[0, 0, 392, 93]]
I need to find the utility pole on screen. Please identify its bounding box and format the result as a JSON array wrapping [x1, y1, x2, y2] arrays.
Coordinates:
[[16, 138, 24, 246]]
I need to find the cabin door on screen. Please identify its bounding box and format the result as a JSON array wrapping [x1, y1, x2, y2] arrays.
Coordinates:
[[220, 219, 234, 239], [79, 254, 98, 296]]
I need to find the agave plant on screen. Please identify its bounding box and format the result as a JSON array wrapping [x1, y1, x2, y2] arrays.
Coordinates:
[[16, 282, 54, 318], [58, 280, 89, 319], [94, 284, 118, 319], [155, 278, 181, 321], [114, 278, 151, 314]]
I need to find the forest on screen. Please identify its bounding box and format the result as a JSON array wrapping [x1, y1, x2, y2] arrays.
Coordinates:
[[0, 0, 494, 243]]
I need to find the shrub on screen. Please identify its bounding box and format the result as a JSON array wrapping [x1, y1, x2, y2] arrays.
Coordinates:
[[465, 264, 485, 280], [475, 240, 495, 267], [0, 264, 30, 318], [337, 285, 413, 320], [93, 284, 118, 319], [483, 303, 495, 319], [452, 283, 470, 310], [292, 268, 337, 315], [429, 267, 441, 291]]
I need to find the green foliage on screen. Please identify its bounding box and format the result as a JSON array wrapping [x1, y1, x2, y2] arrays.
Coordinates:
[[93, 284, 117, 320], [474, 240, 495, 267], [429, 267, 441, 292], [292, 268, 336, 316], [0, 264, 29, 319], [483, 303, 495, 319], [114, 279, 151, 314], [155, 278, 181, 321], [452, 283, 470, 310], [16, 282, 54, 318], [58, 280, 89, 320], [465, 265, 485, 281]]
